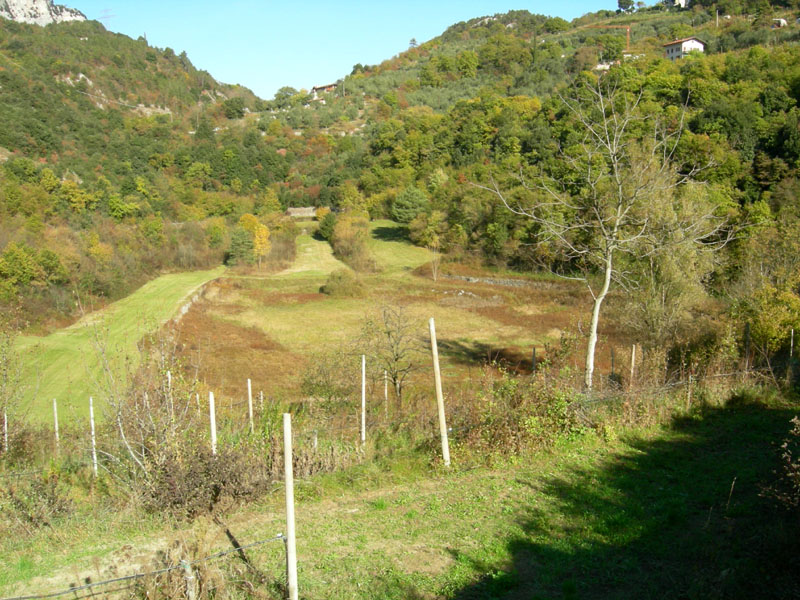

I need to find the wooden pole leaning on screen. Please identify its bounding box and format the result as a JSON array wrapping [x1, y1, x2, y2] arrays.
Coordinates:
[[428, 317, 451, 467], [283, 413, 299, 600]]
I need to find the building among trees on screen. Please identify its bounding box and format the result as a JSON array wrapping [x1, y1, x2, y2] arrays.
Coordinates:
[[663, 36, 705, 60]]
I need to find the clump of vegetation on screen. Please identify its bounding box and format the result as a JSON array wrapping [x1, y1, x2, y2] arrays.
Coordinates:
[[764, 416, 800, 516], [320, 268, 366, 297], [329, 213, 377, 272], [2, 474, 73, 532]]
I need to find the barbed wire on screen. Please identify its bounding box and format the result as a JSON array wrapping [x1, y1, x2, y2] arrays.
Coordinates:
[[0, 534, 285, 600]]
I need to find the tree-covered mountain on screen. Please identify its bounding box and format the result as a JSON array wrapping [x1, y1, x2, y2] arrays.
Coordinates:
[[2, 0, 800, 363]]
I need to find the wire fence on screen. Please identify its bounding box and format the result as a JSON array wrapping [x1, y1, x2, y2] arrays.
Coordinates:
[[0, 534, 286, 600], [0, 364, 782, 483]]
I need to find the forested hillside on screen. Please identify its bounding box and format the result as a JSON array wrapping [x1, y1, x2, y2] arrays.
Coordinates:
[[2, 0, 800, 358]]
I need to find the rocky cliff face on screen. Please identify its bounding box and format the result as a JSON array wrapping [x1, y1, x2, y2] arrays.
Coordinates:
[[0, 0, 85, 26]]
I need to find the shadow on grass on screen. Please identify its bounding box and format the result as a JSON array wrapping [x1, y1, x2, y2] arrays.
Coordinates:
[[437, 338, 533, 373], [447, 398, 800, 599], [372, 225, 409, 243]]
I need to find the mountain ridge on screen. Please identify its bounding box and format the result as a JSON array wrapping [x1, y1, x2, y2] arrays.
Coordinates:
[[0, 0, 85, 26]]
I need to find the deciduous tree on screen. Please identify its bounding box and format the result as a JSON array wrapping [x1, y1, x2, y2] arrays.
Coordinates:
[[477, 75, 731, 389]]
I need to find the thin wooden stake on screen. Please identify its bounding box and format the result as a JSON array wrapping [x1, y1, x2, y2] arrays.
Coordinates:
[[283, 413, 299, 600], [532, 347, 537, 374], [791, 328, 794, 359], [247, 378, 254, 435], [260, 390, 264, 412], [53, 398, 60, 451], [2, 409, 7, 453], [630, 344, 636, 386], [384, 369, 388, 420], [686, 375, 693, 411], [167, 370, 174, 424], [89, 397, 98, 478], [361, 355, 366, 445], [429, 317, 451, 467], [209, 391, 217, 456]]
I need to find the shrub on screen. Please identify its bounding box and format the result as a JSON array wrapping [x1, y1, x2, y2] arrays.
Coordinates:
[[320, 268, 366, 297], [330, 213, 376, 272], [764, 416, 800, 515], [141, 447, 266, 519], [317, 210, 336, 241]]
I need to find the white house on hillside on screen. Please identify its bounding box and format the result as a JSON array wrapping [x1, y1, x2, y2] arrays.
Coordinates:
[[663, 37, 705, 61]]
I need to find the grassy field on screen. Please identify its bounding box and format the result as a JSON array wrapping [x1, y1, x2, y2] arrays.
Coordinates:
[[16, 266, 225, 422], [3, 395, 798, 598], [173, 222, 584, 401]]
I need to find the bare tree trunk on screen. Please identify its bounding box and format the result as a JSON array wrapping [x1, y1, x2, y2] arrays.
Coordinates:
[[585, 252, 614, 390]]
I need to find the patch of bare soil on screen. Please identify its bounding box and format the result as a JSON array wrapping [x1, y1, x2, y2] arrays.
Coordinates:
[[174, 299, 305, 401]]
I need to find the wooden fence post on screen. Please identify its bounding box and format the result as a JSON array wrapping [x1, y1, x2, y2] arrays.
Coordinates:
[[247, 378, 254, 435], [361, 355, 366, 445], [384, 369, 388, 420], [89, 397, 98, 478], [209, 391, 217, 456], [2, 409, 7, 453], [429, 317, 451, 467], [532, 347, 537, 374], [53, 398, 60, 452], [791, 328, 794, 359], [167, 370, 174, 425], [181, 560, 197, 600], [283, 413, 299, 600], [686, 375, 693, 411], [629, 344, 636, 387]]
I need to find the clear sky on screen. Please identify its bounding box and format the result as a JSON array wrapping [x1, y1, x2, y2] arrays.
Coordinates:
[[68, 1, 619, 100]]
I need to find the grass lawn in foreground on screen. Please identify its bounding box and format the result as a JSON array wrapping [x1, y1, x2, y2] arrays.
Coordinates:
[[4, 396, 797, 599]]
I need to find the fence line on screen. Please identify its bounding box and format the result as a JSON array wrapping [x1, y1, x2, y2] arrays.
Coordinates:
[[0, 534, 286, 600]]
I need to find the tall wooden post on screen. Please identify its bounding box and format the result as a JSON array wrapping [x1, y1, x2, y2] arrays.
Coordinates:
[[283, 413, 299, 600], [532, 347, 537, 374], [361, 355, 366, 445], [89, 397, 98, 478], [791, 328, 795, 359], [53, 398, 60, 451], [247, 378, 254, 435], [2, 409, 7, 453], [629, 344, 636, 386], [209, 391, 217, 456], [429, 318, 451, 467], [384, 370, 388, 420]]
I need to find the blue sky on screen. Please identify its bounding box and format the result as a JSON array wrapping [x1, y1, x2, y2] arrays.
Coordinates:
[[68, 1, 620, 100]]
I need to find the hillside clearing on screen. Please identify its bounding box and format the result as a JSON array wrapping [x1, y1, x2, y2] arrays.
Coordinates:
[[16, 267, 225, 422]]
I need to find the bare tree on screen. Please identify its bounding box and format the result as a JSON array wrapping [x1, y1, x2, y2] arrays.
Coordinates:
[[357, 304, 425, 401], [476, 76, 731, 389]]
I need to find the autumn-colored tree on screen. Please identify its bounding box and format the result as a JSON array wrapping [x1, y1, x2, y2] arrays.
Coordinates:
[[253, 224, 271, 268]]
